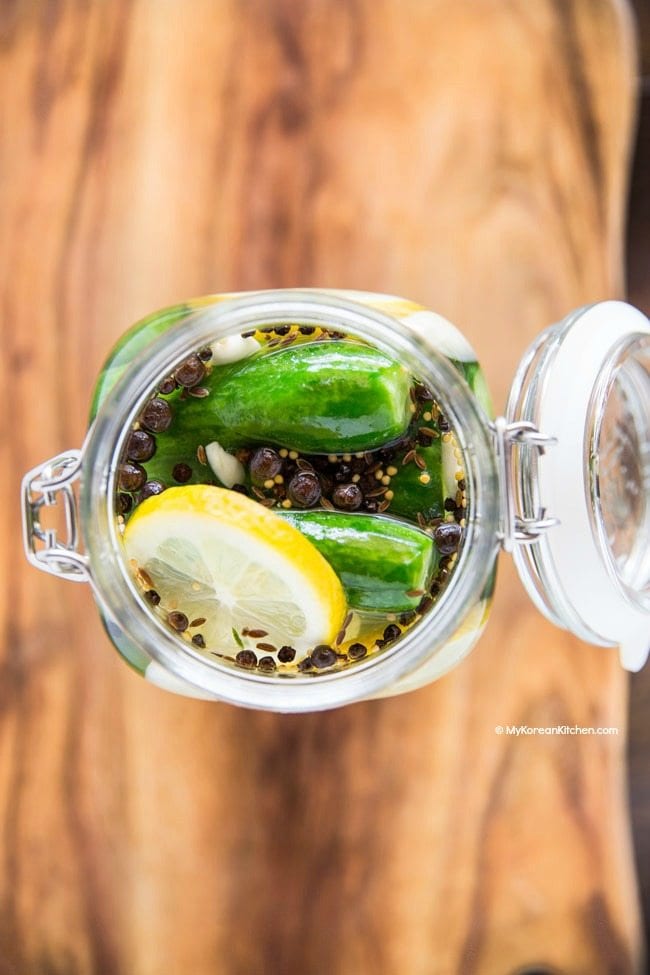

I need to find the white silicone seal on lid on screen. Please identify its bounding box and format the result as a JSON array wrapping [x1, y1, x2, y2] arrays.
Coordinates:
[[533, 301, 650, 671]]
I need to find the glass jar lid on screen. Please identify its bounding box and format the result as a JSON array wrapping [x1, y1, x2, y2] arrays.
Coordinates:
[[506, 301, 650, 671]]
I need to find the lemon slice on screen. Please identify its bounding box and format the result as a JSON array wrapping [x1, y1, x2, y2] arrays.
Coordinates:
[[123, 485, 347, 655]]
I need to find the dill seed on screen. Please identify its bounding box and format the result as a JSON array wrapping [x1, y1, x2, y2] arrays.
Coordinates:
[[192, 634, 206, 648], [278, 645, 296, 663], [242, 330, 256, 338], [378, 499, 390, 512], [236, 649, 257, 668], [406, 588, 425, 598], [258, 656, 277, 672], [417, 512, 428, 529], [348, 642, 367, 660], [419, 427, 437, 439], [190, 617, 207, 627], [320, 497, 334, 510], [144, 589, 160, 605], [247, 629, 268, 638], [196, 445, 207, 465], [256, 643, 277, 653], [414, 454, 427, 470], [189, 386, 209, 398], [366, 486, 387, 498], [168, 611, 189, 632], [137, 568, 155, 588], [296, 458, 314, 471], [402, 450, 416, 466]]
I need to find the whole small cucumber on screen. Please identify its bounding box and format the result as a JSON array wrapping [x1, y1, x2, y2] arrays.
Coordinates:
[[154, 341, 413, 454], [277, 509, 437, 613]]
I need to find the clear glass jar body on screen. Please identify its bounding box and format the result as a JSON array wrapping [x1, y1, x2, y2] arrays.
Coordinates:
[[81, 289, 500, 711]]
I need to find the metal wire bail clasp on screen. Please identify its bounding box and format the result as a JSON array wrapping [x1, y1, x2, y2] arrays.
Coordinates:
[[21, 449, 90, 582], [491, 417, 560, 553]]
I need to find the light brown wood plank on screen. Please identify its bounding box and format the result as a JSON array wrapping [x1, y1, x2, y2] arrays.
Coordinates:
[[0, 1, 643, 973]]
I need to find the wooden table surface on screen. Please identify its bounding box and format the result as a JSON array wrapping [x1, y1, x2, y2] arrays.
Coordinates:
[[0, 2, 644, 973]]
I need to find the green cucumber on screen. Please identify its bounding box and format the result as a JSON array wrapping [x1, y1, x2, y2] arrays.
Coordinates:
[[150, 341, 412, 455], [277, 510, 436, 613], [387, 443, 445, 522]]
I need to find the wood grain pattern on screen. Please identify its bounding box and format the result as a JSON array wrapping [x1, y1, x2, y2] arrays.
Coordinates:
[[0, 1, 643, 972]]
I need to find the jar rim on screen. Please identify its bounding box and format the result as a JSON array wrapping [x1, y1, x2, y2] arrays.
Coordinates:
[[82, 289, 500, 711]]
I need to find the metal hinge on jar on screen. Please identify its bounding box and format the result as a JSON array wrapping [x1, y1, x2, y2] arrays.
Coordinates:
[[491, 417, 559, 553], [21, 449, 90, 582]]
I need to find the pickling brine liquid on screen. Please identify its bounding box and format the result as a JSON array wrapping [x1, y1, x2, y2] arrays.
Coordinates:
[[96, 293, 493, 684]]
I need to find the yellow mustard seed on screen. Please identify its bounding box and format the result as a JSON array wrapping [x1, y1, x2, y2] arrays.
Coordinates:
[[281, 499, 292, 509], [289, 451, 299, 460], [385, 490, 394, 500], [423, 411, 432, 421], [355, 452, 364, 459], [409, 403, 416, 413], [442, 433, 452, 443], [274, 474, 284, 484], [419, 473, 431, 485], [375, 469, 384, 480], [327, 454, 338, 463], [279, 448, 288, 458], [264, 478, 275, 489], [386, 465, 398, 477], [381, 475, 391, 486], [342, 453, 352, 462], [352, 474, 361, 483]]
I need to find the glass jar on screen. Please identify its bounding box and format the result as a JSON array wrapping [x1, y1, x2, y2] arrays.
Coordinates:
[[21, 290, 650, 711]]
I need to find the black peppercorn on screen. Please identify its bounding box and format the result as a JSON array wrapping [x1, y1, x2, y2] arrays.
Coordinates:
[[332, 483, 362, 511], [168, 611, 189, 632], [278, 646, 296, 663], [348, 643, 367, 660], [172, 463, 193, 483], [118, 462, 146, 492], [236, 649, 257, 668], [158, 376, 177, 395], [117, 492, 133, 515], [139, 479, 166, 500], [250, 447, 283, 484], [175, 354, 206, 388], [287, 471, 321, 508], [311, 645, 337, 669], [434, 522, 462, 555], [126, 429, 156, 462], [382, 624, 402, 644], [141, 398, 173, 433], [258, 656, 277, 672]]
